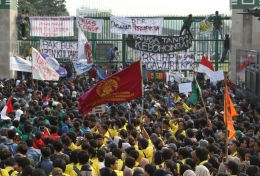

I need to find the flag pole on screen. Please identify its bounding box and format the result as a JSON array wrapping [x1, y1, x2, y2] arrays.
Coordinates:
[[194, 73, 209, 120], [224, 78, 229, 162]]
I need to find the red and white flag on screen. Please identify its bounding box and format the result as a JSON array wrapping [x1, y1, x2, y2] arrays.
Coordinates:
[[197, 56, 214, 76], [0, 97, 13, 119]]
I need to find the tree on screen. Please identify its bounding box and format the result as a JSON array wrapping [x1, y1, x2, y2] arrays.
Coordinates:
[[18, 0, 69, 16], [18, 0, 38, 16]]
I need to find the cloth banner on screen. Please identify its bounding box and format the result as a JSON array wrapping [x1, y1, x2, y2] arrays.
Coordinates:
[[40, 52, 67, 77], [127, 34, 192, 53], [30, 17, 74, 37], [32, 47, 59, 81], [110, 16, 163, 35], [73, 61, 93, 75], [78, 60, 143, 115], [141, 52, 194, 71], [78, 28, 92, 60], [10, 54, 32, 72], [76, 16, 104, 33], [96, 65, 107, 80], [40, 40, 78, 59]]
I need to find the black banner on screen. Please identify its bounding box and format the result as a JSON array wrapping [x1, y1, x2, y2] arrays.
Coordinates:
[[126, 34, 192, 53]]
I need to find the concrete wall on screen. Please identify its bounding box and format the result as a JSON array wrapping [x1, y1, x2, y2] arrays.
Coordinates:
[[0, 9, 17, 79], [229, 9, 260, 82]]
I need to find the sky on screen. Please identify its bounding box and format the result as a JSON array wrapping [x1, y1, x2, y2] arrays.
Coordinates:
[[65, 0, 230, 16]]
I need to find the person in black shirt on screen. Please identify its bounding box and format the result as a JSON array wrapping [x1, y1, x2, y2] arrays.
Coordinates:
[[220, 34, 230, 63]]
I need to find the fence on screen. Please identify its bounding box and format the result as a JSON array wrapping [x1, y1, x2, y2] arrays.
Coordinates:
[[17, 15, 231, 80]]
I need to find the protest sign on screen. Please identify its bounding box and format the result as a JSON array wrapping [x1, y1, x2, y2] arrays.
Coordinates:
[[210, 70, 225, 83], [110, 16, 163, 35], [40, 40, 78, 59], [10, 54, 32, 72], [92, 104, 105, 114], [178, 82, 192, 94], [78, 28, 92, 60], [127, 34, 192, 53], [30, 17, 74, 37], [76, 16, 104, 33], [32, 48, 59, 81], [141, 52, 194, 71], [73, 61, 93, 75]]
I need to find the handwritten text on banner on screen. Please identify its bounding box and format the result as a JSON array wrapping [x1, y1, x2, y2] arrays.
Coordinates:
[[30, 17, 74, 37], [110, 16, 163, 35], [76, 16, 104, 33]]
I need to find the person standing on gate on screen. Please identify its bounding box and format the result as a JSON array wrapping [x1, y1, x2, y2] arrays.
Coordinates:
[[220, 34, 230, 63], [208, 11, 226, 39], [180, 14, 200, 39], [106, 47, 118, 61], [18, 9, 26, 40]]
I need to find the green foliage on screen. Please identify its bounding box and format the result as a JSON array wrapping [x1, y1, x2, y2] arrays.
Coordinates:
[[18, 0, 69, 16]]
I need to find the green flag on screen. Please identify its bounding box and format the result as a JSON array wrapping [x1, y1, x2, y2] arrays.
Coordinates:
[[190, 78, 201, 105]]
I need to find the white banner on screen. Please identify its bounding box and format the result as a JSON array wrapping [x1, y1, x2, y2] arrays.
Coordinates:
[[32, 48, 59, 81], [40, 40, 78, 59], [73, 61, 93, 75], [110, 16, 163, 35], [141, 52, 195, 70], [76, 16, 104, 33], [30, 17, 74, 37], [10, 54, 32, 72]]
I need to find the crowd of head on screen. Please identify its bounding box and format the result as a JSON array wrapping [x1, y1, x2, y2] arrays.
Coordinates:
[[0, 72, 259, 176]]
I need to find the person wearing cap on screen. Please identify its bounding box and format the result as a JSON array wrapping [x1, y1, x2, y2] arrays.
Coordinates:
[[224, 160, 239, 176], [235, 130, 244, 141], [167, 143, 178, 162], [33, 131, 44, 149]]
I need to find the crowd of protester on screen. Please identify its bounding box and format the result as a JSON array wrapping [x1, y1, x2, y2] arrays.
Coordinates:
[[0, 71, 259, 176]]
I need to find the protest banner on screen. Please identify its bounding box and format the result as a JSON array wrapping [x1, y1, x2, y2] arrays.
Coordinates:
[[10, 54, 32, 72], [32, 47, 59, 81], [110, 16, 163, 35], [141, 52, 194, 71], [30, 17, 74, 37], [127, 34, 192, 53], [40, 40, 78, 59], [76, 16, 104, 33], [178, 82, 192, 94], [78, 28, 92, 60], [72, 61, 93, 75]]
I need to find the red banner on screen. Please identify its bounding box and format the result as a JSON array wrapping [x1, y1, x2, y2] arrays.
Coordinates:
[[78, 61, 143, 115]]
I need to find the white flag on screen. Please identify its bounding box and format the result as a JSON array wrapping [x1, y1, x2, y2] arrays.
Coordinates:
[[31, 47, 59, 81], [78, 28, 92, 60]]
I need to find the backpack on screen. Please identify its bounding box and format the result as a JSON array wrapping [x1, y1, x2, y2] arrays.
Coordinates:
[[5, 143, 15, 156]]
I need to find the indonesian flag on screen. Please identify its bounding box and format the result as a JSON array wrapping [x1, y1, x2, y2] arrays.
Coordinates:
[[1, 97, 13, 117], [197, 56, 214, 76]]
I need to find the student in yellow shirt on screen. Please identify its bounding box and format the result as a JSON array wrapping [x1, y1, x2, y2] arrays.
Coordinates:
[[129, 150, 140, 170], [65, 150, 79, 175], [67, 132, 82, 150], [112, 148, 124, 171], [104, 156, 123, 176], [76, 151, 96, 176], [124, 157, 135, 170], [3, 158, 18, 176], [92, 149, 106, 176], [176, 147, 190, 173], [14, 157, 31, 176], [114, 119, 124, 137], [95, 134, 105, 150], [98, 124, 112, 145], [169, 118, 186, 137], [191, 147, 209, 166]]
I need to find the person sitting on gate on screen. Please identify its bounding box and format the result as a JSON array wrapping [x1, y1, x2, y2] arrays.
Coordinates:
[[106, 47, 118, 61]]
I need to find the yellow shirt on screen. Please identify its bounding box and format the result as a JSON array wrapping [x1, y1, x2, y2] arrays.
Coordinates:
[[65, 163, 76, 175], [66, 164, 96, 176], [3, 166, 18, 176], [69, 142, 82, 150], [117, 159, 124, 171], [231, 151, 237, 157], [132, 162, 139, 170], [96, 143, 105, 151], [114, 170, 123, 176], [177, 159, 186, 173], [50, 174, 70, 176], [169, 120, 186, 137], [156, 162, 165, 169], [198, 160, 208, 166], [103, 131, 111, 145], [135, 145, 153, 163], [108, 129, 116, 138], [0, 169, 10, 176]]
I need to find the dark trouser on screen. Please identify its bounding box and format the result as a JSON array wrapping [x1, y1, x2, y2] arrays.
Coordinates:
[[20, 24, 26, 37], [220, 48, 229, 63], [180, 26, 193, 38]]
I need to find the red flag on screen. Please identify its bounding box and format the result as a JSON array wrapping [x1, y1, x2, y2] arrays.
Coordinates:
[[78, 60, 143, 115], [5, 97, 13, 114]]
